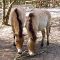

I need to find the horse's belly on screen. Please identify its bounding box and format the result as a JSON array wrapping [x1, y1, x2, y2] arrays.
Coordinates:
[[38, 18, 48, 30], [38, 23, 46, 30]]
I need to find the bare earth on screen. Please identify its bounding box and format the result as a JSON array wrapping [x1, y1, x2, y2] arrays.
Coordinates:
[[0, 12, 60, 60]]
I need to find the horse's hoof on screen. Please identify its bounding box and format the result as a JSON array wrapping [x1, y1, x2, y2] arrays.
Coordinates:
[[41, 43, 43, 47], [28, 50, 35, 56], [17, 48, 22, 54]]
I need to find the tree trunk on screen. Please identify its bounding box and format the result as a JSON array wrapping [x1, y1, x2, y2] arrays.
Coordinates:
[[52, 0, 55, 7], [5, 1, 15, 25], [10, 0, 11, 3], [2, 0, 15, 25], [2, 0, 5, 24]]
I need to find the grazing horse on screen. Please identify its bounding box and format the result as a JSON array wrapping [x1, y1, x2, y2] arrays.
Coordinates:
[[9, 7, 26, 54], [25, 8, 51, 55]]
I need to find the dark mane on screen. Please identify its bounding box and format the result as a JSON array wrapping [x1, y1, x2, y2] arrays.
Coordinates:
[[29, 13, 36, 41], [14, 8, 23, 38]]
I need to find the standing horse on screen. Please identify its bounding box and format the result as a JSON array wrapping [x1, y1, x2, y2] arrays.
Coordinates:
[[25, 8, 51, 55], [9, 7, 26, 54]]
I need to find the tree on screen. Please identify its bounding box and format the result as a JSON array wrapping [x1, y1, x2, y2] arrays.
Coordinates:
[[2, 0, 15, 25], [5, 1, 15, 25], [2, 0, 5, 24]]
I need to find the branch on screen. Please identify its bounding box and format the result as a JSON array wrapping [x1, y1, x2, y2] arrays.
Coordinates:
[[5, 1, 15, 19]]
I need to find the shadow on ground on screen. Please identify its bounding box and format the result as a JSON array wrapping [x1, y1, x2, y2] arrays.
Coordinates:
[[14, 41, 60, 60]]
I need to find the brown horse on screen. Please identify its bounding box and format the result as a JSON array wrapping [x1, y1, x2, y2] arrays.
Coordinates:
[[25, 8, 51, 55], [9, 7, 26, 54]]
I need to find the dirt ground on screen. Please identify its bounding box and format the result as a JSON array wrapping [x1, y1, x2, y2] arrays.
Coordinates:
[[0, 12, 60, 60]]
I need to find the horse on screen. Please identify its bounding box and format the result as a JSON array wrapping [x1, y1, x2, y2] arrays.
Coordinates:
[[25, 8, 51, 55], [9, 7, 26, 54]]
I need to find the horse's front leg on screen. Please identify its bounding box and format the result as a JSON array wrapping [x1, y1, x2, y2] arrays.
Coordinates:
[[15, 34, 24, 54]]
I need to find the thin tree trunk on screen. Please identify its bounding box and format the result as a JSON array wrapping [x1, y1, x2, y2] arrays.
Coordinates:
[[2, 0, 5, 24], [52, 0, 55, 7], [10, 0, 11, 3], [2, 0, 15, 25], [5, 1, 15, 25]]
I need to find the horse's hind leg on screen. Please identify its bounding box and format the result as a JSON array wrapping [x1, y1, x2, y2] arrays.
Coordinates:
[[46, 26, 50, 46], [41, 29, 45, 47]]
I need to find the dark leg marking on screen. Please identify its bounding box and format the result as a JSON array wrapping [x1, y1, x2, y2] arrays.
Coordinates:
[[46, 26, 49, 46], [41, 29, 45, 47]]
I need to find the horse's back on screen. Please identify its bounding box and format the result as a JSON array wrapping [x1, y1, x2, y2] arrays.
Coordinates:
[[9, 7, 26, 35], [32, 9, 51, 31], [9, 7, 26, 26]]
